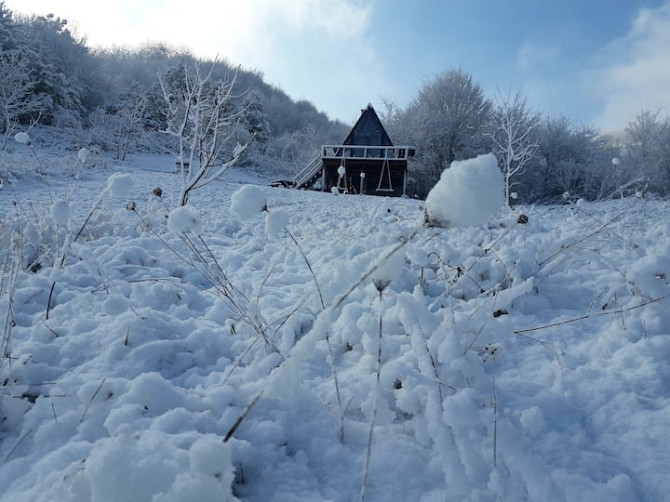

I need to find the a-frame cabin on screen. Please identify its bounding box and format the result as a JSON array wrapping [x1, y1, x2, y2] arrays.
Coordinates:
[[293, 104, 415, 197]]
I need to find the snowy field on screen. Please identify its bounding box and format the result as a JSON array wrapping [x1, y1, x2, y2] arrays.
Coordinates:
[[0, 145, 669, 501]]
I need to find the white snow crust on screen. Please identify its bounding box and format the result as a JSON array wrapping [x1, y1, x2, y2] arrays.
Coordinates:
[[0, 149, 668, 502]]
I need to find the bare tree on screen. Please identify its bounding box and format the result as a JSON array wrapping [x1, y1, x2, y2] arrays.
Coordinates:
[[488, 91, 539, 206], [110, 83, 149, 160], [0, 51, 43, 149], [159, 60, 252, 206]]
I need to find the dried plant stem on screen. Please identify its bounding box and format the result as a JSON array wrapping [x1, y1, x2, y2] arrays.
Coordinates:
[[222, 335, 263, 386], [47, 196, 104, 320], [336, 228, 419, 310], [1, 242, 20, 369], [514, 295, 669, 335], [4, 428, 33, 462], [538, 208, 628, 268], [223, 388, 263, 443], [360, 292, 385, 502], [285, 227, 346, 440], [493, 378, 498, 469], [286, 229, 324, 310], [80, 378, 106, 423]]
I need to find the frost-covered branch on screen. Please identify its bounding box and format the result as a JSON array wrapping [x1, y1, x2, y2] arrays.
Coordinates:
[[158, 60, 251, 206], [488, 91, 539, 206]]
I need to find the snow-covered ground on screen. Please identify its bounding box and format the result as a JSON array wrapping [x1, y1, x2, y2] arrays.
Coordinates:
[[0, 145, 668, 501]]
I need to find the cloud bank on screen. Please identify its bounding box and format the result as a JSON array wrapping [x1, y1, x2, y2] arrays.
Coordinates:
[[592, 1, 670, 131]]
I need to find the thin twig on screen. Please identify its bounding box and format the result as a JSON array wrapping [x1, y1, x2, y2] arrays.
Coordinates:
[[537, 208, 628, 268], [286, 228, 325, 310], [360, 289, 385, 502], [335, 228, 419, 310], [513, 295, 669, 335], [493, 378, 498, 469], [223, 389, 263, 443], [80, 378, 107, 423], [4, 428, 33, 462]]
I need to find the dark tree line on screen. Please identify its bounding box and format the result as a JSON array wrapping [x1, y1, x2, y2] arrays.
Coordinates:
[[2, 2, 669, 202]]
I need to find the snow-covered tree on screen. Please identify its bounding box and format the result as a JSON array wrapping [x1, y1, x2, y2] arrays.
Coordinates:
[[0, 51, 44, 149], [108, 83, 150, 160], [159, 61, 252, 206], [241, 90, 271, 154], [624, 110, 670, 196], [404, 69, 493, 196], [534, 116, 631, 202], [488, 91, 540, 206]]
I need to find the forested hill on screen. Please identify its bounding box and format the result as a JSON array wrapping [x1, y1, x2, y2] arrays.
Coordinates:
[[0, 3, 347, 177]]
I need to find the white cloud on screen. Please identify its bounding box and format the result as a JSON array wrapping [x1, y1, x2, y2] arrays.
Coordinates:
[[591, 1, 670, 131]]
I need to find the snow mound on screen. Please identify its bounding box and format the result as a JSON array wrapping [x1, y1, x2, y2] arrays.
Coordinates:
[[425, 153, 504, 227], [106, 173, 135, 197], [168, 205, 202, 234], [230, 185, 267, 221], [50, 200, 71, 225]]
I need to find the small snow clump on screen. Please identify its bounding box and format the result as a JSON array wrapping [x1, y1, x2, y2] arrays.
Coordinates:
[[230, 185, 267, 221], [78, 147, 90, 163], [50, 200, 71, 225], [425, 153, 504, 228], [337, 165, 346, 176], [266, 209, 289, 237], [14, 132, 31, 145], [168, 205, 202, 234], [371, 249, 405, 292], [106, 173, 134, 197]]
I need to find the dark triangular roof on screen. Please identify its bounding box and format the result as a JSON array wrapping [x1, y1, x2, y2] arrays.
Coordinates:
[[342, 104, 393, 147]]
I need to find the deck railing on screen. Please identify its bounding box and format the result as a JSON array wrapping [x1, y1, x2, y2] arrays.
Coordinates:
[[321, 145, 415, 161]]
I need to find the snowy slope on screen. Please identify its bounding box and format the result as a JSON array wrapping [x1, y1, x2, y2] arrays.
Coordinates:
[[0, 147, 669, 501]]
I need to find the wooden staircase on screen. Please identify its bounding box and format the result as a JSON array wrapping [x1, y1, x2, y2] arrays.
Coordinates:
[[293, 154, 323, 190]]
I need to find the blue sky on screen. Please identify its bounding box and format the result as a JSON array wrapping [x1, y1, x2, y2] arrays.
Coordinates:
[[6, 0, 670, 131]]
